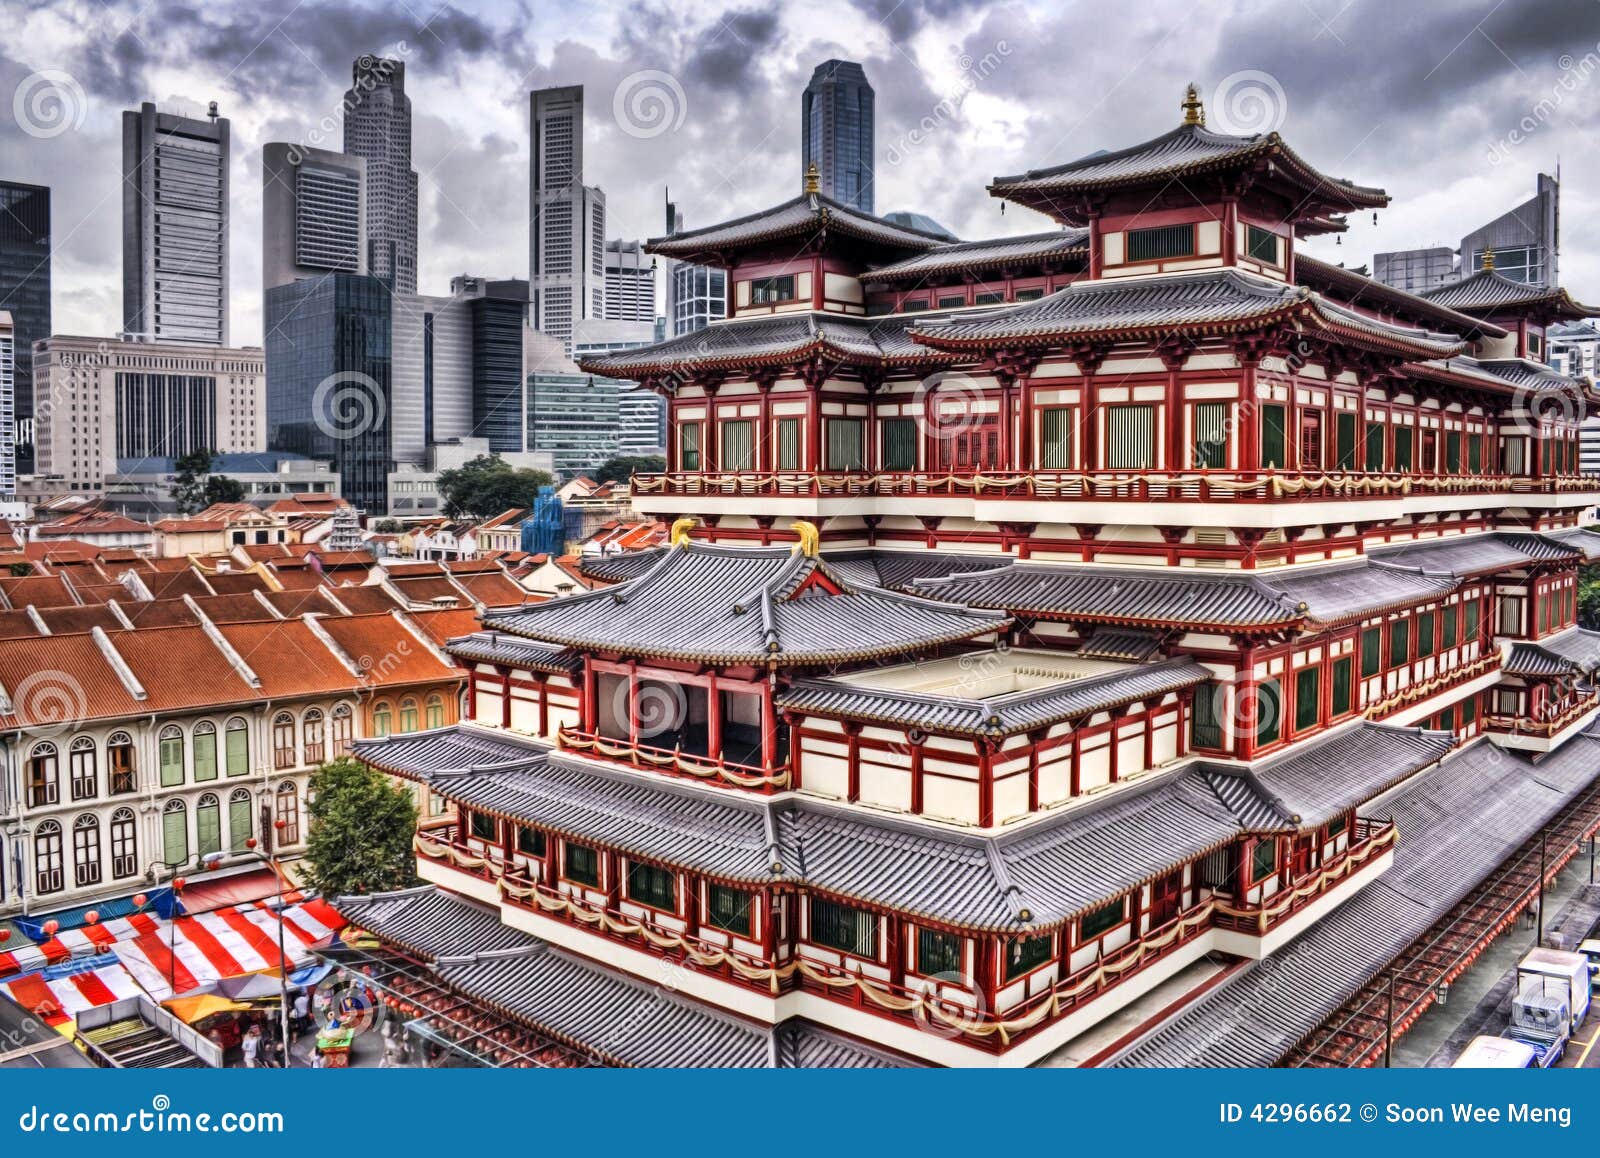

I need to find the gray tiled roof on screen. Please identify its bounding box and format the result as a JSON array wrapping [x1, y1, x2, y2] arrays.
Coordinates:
[[586, 547, 1014, 593], [1473, 357, 1594, 394], [444, 632, 580, 674], [1419, 268, 1600, 318], [1544, 528, 1600, 562], [1503, 626, 1600, 678], [1294, 255, 1508, 340], [355, 724, 550, 776], [646, 191, 950, 260], [909, 268, 1463, 358], [1078, 627, 1165, 662], [864, 229, 1089, 283], [1115, 729, 1600, 1067], [482, 543, 1008, 665], [776, 658, 1211, 737], [1258, 563, 1458, 626], [1369, 531, 1578, 578], [334, 885, 532, 961], [988, 123, 1389, 216]]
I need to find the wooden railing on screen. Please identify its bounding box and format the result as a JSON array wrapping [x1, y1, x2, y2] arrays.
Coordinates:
[[557, 726, 791, 792], [1363, 654, 1500, 721], [1486, 695, 1600, 739], [633, 470, 1600, 503], [1212, 819, 1396, 936]]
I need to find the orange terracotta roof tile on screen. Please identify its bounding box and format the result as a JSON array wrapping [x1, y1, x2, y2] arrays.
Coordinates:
[[191, 593, 279, 623], [0, 575, 80, 609], [315, 613, 460, 687], [326, 586, 403, 614], [35, 605, 125, 635], [0, 633, 145, 727], [401, 607, 485, 647], [389, 576, 465, 604], [259, 587, 343, 617], [120, 599, 202, 628], [449, 571, 532, 608], [0, 610, 43, 639], [214, 619, 359, 698], [109, 626, 261, 712], [203, 571, 273, 595]]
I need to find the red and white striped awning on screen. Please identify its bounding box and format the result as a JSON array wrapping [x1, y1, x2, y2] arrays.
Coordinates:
[[111, 900, 346, 1002], [3, 961, 145, 1026], [0, 914, 164, 978]]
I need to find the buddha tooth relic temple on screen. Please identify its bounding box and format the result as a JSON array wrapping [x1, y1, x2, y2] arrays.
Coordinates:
[[339, 86, 1600, 1068]]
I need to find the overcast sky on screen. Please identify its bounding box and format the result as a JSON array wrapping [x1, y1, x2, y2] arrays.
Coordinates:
[[5, 0, 1600, 346]]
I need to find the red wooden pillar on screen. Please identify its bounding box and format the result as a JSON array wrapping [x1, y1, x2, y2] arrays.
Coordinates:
[[1080, 372, 1098, 469], [977, 740, 995, 827], [761, 680, 778, 774], [997, 375, 1013, 469], [909, 735, 925, 814], [536, 676, 549, 737], [786, 712, 804, 791], [580, 658, 597, 732], [627, 661, 640, 747], [604, 851, 621, 912], [1017, 374, 1034, 472], [683, 876, 701, 941], [706, 671, 722, 759], [1026, 732, 1042, 812], [977, 935, 998, 1012], [501, 668, 512, 730], [887, 918, 905, 989], [844, 723, 861, 802], [1069, 725, 1082, 797]]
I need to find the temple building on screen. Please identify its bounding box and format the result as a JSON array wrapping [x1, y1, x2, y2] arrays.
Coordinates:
[[338, 87, 1600, 1068]]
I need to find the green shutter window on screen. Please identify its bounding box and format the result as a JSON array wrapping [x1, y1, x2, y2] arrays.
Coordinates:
[[1393, 426, 1414, 472], [1361, 627, 1382, 677], [1079, 898, 1126, 940], [1468, 434, 1482, 474], [1463, 696, 1478, 725], [1106, 404, 1155, 470], [162, 805, 188, 867], [1445, 432, 1462, 474], [1389, 619, 1410, 666], [1464, 601, 1480, 641], [809, 897, 879, 958], [1332, 657, 1354, 716], [225, 723, 248, 776], [193, 728, 217, 782], [1245, 225, 1279, 264], [1335, 412, 1358, 469], [916, 928, 963, 976], [1005, 933, 1055, 978], [880, 418, 917, 471], [625, 862, 676, 910], [1039, 407, 1075, 469], [1260, 404, 1287, 469], [707, 885, 755, 936], [1191, 682, 1223, 749], [1294, 668, 1320, 732], [425, 696, 445, 730], [468, 811, 497, 841], [1255, 678, 1282, 747], [775, 417, 801, 470], [196, 797, 221, 858], [517, 826, 546, 857], [722, 420, 754, 471], [1365, 422, 1386, 471], [1442, 607, 1458, 649], [679, 422, 701, 471], [1251, 838, 1278, 882], [825, 418, 865, 470], [1192, 402, 1228, 469], [159, 734, 183, 788], [228, 792, 252, 852], [1417, 611, 1435, 655], [1127, 224, 1195, 262], [565, 843, 600, 887]]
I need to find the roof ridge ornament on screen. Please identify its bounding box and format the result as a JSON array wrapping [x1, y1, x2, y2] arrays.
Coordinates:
[[804, 161, 820, 195], [669, 517, 699, 548], [1481, 246, 1495, 271], [790, 520, 821, 557], [1181, 82, 1205, 127]]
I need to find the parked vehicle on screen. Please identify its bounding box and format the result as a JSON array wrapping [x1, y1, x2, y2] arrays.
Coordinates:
[[1576, 939, 1600, 980], [1518, 948, 1592, 1031], [1453, 1035, 1537, 1068]]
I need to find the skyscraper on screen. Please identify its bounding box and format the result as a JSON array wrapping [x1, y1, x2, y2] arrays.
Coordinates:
[[660, 194, 726, 337], [0, 312, 14, 495], [530, 85, 607, 351], [122, 101, 230, 345], [262, 143, 366, 293], [343, 57, 418, 294], [602, 239, 655, 323], [0, 181, 50, 473], [801, 60, 875, 212], [1375, 173, 1561, 293]]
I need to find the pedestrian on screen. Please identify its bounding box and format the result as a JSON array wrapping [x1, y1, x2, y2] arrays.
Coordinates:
[[292, 991, 310, 1037], [241, 1025, 262, 1069]]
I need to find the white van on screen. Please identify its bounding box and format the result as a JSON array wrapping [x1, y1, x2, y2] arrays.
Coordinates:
[[1519, 948, 1593, 1031], [1452, 1035, 1537, 1068]]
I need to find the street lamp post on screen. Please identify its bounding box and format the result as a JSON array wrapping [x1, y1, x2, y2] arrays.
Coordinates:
[[204, 837, 291, 1066]]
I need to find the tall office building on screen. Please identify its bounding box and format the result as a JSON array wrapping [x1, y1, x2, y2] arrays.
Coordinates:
[[0, 181, 50, 473], [661, 195, 726, 337], [343, 57, 418, 294], [122, 101, 231, 345], [602, 239, 655, 322], [1372, 247, 1455, 294], [265, 273, 392, 514], [530, 85, 607, 351], [1375, 173, 1561, 293], [801, 60, 875, 212], [262, 143, 366, 293], [0, 313, 14, 495], [32, 335, 264, 494]]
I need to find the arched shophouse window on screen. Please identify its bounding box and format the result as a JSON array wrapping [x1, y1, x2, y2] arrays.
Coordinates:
[[228, 788, 254, 852], [26, 742, 58, 807], [196, 793, 221, 858], [110, 808, 137, 878], [107, 731, 136, 794], [372, 701, 393, 738], [158, 724, 185, 787], [225, 717, 250, 776], [272, 712, 296, 770], [192, 721, 218, 781], [399, 697, 419, 733], [72, 814, 101, 888], [303, 708, 325, 764], [34, 820, 63, 894], [331, 703, 355, 755], [162, 798, 189, 867], [275, 782, 301, 845], [69, 737, 97, 800], [425, 694, 445, 730]]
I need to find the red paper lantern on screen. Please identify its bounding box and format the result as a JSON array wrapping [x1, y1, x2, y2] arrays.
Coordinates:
[[41, 919, 59, 937], [172, 877, 187, 891], [132, 893, 148, 908], [246, 837, 258, 849], [274, 819, 286, 830], [84, 910, 99, 926], [0, 930, 11, 943]]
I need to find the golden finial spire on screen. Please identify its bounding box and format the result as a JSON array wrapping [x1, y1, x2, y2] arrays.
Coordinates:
[[804, 161, 820, 195], [790, 520, 821, 558], [669, 517, 699, 548], [1481, 246, 1495, 272], [1181, 83, 1205, 126]]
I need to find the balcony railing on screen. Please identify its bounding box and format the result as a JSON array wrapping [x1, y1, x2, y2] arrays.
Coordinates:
[[1212, 819, 1396, 936], [413, 824, 502, 883], [557, 726, 791, 792], [1485, 694, 1600, 739], [1363, 654, 1500, 721], [634, 470, 1600, 503]]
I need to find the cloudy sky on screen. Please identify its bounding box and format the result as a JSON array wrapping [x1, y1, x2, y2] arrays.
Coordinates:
[[5, 0, 1600, 345]]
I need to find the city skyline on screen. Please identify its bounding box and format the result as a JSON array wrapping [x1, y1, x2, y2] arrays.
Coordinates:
[[0, 1, 1596, 348]]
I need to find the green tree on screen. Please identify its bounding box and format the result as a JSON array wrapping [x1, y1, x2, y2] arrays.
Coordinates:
[[1580, 565, 1600, 630], [436, 454, 554, 519], [171, 449, 216, 515], [204, 474, 246, 506], [595, 454, 665, 485], [301, 757, 419, 898]]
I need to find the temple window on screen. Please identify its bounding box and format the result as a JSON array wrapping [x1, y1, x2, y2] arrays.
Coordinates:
[[1255, 678, 1282, 747], [1245, 225, 1280, 264], [1104, 404, 1155, 470], [1393, 426, 1415, 472], [1364, 421, 1386, 471], [1005, 933, 1055, 980], [1260, 404, 1287, 469], [916, 928, 962, 976], [775, 417, 801, 470], [750, 274, 796, 305], [809, 897, 879, 958], [1417, 611, 1436, 656], [937, 293, 966, 309], [722, 420, 755, 470], [707, 884, 755, 936], [1293, 667, 1320, 733], [1465, 601, 1481, 641], [1015, 288, 1045, 302], [1389, 619, 1411, 666], [974, 291, 1004, 305], [679, 422, 702, 471], [1331, 657, 1354, 716], [1442, 607, 1459, 649], [825, 418, 866, 470], [1445, 431, 1463, 474], [1078, 897, 1127, 941], [1334, 413, 1358, 469], [880, 418, 918, 470], [468, 811, 497, 842], [1191, 402, 1227, 469], [1191, 683, 1224, 751], [564, 842, 601, 887], [1361, 627, 1382, 678], [1300, 410, 1323, 469], [517, 826, 546, 857], [1251, 838, 1279, 883], [625, 861, 676, 911], [1126, 223, 1194, 263]]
